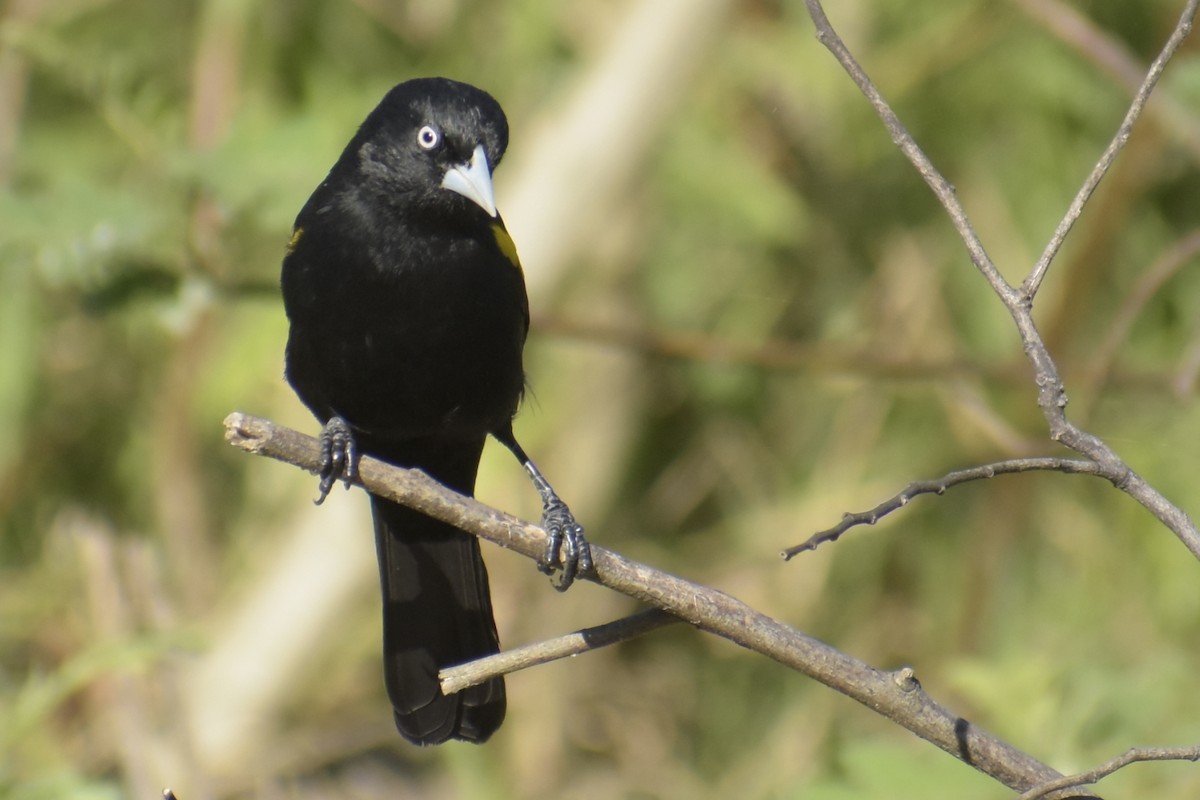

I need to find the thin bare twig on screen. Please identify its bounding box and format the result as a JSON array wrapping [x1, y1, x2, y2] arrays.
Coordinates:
[[802, 0, 1200, 561], [801, 1, 1018, 307], [440, 608, 678, 694], [224, 412, 1083, 795], [1018, 745, 1200, 800], [782, 458, 1103, 559], [1021, 0, 1200, 299]]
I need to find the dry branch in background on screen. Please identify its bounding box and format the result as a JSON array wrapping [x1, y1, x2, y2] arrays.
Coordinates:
[[225, 412, 1092, 797]]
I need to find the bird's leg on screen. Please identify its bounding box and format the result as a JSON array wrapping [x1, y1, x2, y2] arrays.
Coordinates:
[[522, 458, 592, 591], [316, 415, 358, 504], [494, 428, 591, 590]]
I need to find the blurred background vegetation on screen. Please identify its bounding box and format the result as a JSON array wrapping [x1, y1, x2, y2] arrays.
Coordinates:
[[2, 0, 1200, 797]]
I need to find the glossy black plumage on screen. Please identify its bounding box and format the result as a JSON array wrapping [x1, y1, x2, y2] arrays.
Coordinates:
[[281, 78, 588, 745]]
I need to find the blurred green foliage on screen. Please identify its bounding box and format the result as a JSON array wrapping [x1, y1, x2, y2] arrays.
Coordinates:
[[2, 0, 1200, 798]]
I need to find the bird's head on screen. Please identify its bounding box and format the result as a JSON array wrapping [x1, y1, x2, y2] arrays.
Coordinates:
[[349, 78, 509, 219]]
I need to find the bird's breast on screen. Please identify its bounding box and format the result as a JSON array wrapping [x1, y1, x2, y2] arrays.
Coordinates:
[[291, 233, 528, 439]]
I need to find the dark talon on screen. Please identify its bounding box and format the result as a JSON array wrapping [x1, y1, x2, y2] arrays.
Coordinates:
[[572, 524, 594, 574], [316, 416, 358, 504], [541, 500, 591, 592], [538, 523, 561, 577]]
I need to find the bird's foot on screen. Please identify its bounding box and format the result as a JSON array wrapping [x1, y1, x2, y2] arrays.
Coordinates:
[[539, 499, 592, 592], [315, 416, 357, 504], [507, 446, 593, 591]]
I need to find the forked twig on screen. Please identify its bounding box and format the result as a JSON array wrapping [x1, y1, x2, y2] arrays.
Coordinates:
[[799, 0, 1200, 560]]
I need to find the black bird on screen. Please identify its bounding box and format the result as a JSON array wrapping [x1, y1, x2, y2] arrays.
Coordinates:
[[280, 78, 591, 745]]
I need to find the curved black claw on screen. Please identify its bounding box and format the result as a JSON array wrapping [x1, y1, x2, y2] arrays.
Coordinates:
[[316, 415, 357, 504], [539, 500, 592, 592]]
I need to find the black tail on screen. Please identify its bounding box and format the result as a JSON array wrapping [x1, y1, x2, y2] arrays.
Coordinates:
[[367, 438, 505, 744]]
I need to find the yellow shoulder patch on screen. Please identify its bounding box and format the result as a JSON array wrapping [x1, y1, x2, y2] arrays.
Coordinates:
[[286, 226, 304, 254], [491, 221, 523, 273]]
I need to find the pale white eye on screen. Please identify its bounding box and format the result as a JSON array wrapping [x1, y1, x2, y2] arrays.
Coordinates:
[[416, 124, 441, 150]]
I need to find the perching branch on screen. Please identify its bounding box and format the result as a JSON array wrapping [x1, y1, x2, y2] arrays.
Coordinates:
[[782, 458, 1104, 559], [224, 411, 1092, 796], [801, 0, 1200, 561]]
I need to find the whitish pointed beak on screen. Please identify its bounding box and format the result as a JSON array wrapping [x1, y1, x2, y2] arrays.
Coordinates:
[[441, 144, 497, 218]]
